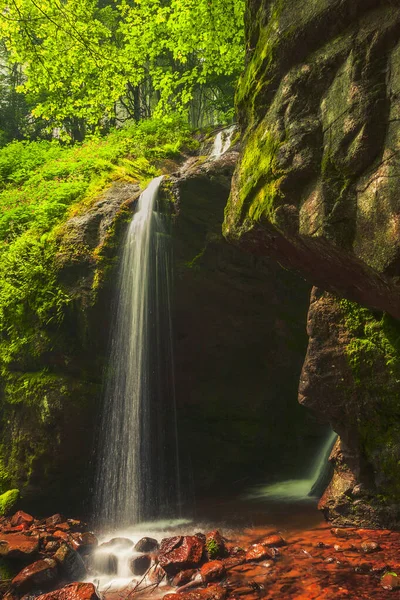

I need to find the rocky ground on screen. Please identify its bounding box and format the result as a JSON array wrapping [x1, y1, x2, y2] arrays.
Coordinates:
[[0, 512, 399, 599]]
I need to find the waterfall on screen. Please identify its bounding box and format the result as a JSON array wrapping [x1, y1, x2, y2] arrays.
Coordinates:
[[94, 176, 180, 529], [245, 431, 338, 502], [210, 125, 235, 159]]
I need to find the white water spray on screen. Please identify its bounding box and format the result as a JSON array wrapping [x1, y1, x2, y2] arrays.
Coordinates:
[[94, 176, 180, 529], [245, 431, 338, 502], [210, 125, 236, 159]]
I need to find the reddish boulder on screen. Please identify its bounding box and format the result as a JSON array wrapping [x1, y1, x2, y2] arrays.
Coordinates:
[[70, 532, 98, 554], [164, 584, 226, 600], [35, 582, 100, 600], [0, 533, 39, 559], [360, 541, 381, 554], [46, 515, 63, 527], [53, 531, 70, 542], [205, 531, 225, 560], [12, 558, 58, 594], [172, 569, 197, 587], [245, 544, 273, 562], [158, 536, 204, 575], [381, 573, 400, 590], [200, 560, 225, 583], [10, 512, 34, 529], [259, 534, 286, 548]]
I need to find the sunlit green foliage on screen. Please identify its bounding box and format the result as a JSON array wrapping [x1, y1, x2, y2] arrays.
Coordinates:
[[0, 118, 194, 371], [0, 0, 244, 133]]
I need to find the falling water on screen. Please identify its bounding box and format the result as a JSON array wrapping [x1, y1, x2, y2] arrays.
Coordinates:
[[210, 125, 236, 159], [94, 176, 180, 529], [245, 430, 338, 502]]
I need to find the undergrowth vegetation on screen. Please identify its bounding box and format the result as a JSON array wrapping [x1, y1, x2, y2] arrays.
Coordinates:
[[0, 118, 194, 375]]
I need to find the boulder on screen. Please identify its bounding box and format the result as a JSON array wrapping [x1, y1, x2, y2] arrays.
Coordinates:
[[381, 573, 400, 591], [158, 536, 204, 575], [46, 515, 63, 528], [245, 544, 274, 562], [205, 531, 225, 559], [259, 534, 286, 548], [70, 533, 98, 554], [0, 533, 39, 559], [134, 537, 159, 553], [129, 554, 151, 576], [200, 560, 225, 583], [35, 582, 100, 600], [12, 558, 58, 594], [0, 491, 20, 518], [54, 543, 86, 581], [10, 513, 34, 529]]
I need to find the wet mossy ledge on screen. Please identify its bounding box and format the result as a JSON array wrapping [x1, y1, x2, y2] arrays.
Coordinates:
[[0, 119, 197, 512]]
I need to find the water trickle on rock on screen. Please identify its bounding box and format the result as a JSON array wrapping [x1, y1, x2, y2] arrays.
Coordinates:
[[210, 125, 236, 159], [245, 430, 338, 502], [94, 176, 180, 529]]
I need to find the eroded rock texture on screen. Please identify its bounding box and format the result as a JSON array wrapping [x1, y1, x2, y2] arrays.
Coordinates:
[[224, 0, 400, 524], [163, 149, 315, 493]]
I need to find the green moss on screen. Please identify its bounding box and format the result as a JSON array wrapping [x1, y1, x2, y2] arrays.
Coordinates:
[[0, 489, 19, 516], [236, 0, 284, 124], [205, 538, 220, 559], [225, 125, 284, 236], [340, 300, 400, 499]]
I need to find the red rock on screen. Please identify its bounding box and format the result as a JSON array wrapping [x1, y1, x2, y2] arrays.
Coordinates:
[[360, 541, 381, 554], [381, 573, 400, 590], [259, 534, 286, 548], [53, 531, 70, 542], [164, 584, 226, 600], [70, 532, 98, 554], [10, 512, 34, 529], [205, 531, 226, 559], [330, 528, 360, 539], [46, 515, 63, 527], [158, 535, 204, 575], [245, 544, 273, 562], [35, 582, 100, 600], [200, 560, 226, 583], [0, 533, 39, 559], [222, 555, 246, 569], [172, 569, 197, 587], [12, 558, 58, 594]]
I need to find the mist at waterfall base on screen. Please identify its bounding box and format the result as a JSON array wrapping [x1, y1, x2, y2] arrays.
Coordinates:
[[245, 430, 338, 503], [94, 176, 180, 530]]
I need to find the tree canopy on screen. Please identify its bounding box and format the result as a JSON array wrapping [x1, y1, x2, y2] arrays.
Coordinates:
[[0, 0, 244, 139]]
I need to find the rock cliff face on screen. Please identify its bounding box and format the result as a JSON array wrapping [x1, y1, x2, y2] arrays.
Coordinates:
[[0, 141, 319, 514], [163, 149, 315, 494], [0, 182, 141, 514], [224, 0, 400, 524]]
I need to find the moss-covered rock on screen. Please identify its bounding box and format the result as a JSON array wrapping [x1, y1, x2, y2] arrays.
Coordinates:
[[224, 0, 400, 318], [0, 489, 19, 516], [300, 289, 400, 527]]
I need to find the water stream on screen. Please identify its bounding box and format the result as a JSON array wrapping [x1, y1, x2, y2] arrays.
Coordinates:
[[210, 125, 236, 159], [94, 176, 180, 529], [245, 430, 338, 502]]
